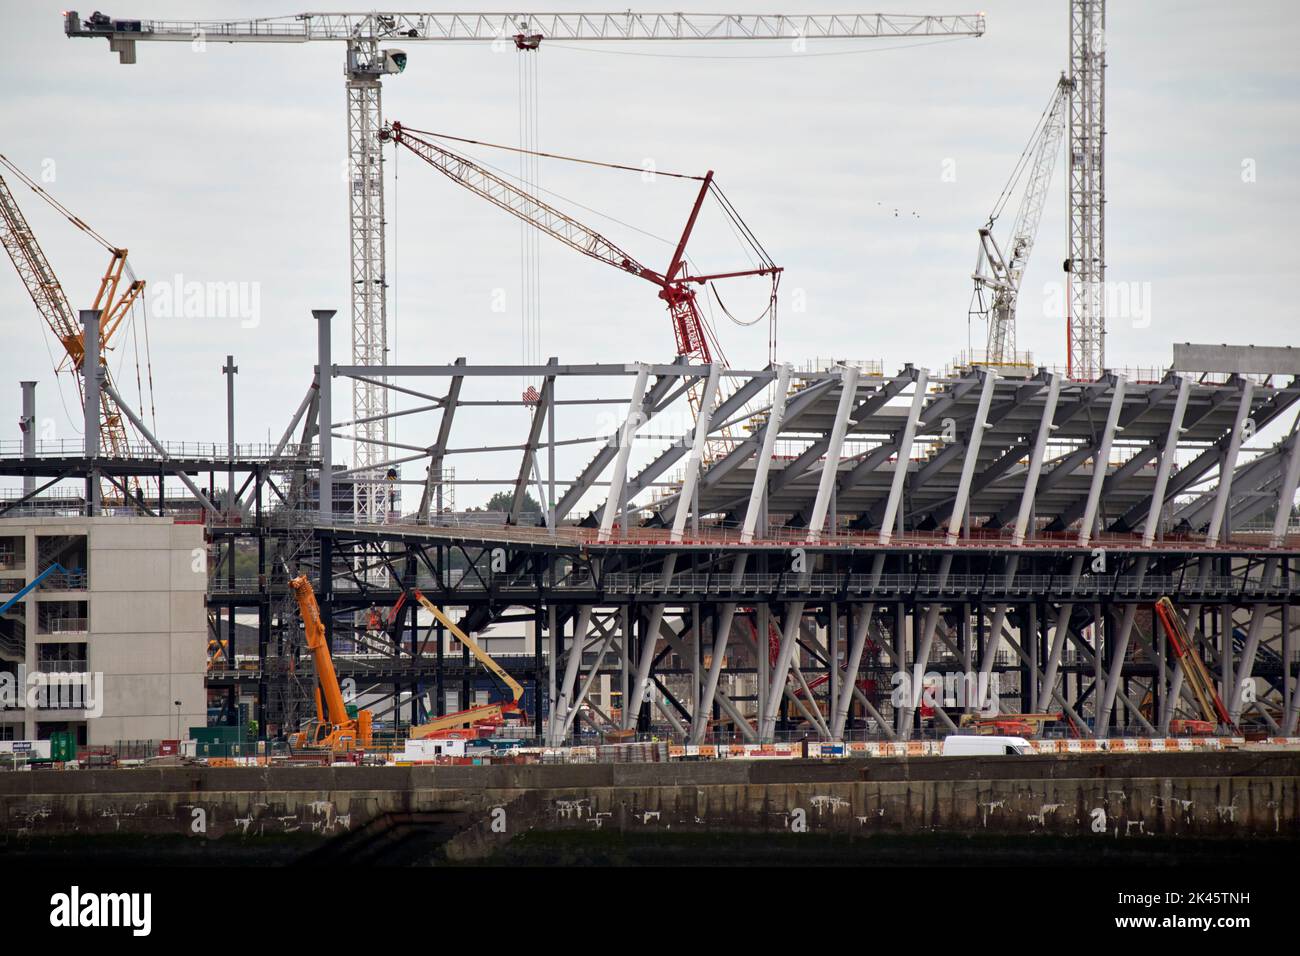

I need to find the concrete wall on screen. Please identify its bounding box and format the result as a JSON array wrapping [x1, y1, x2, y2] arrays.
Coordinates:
[[0, 517, 206, 743], [1, 754, 1296, 854]]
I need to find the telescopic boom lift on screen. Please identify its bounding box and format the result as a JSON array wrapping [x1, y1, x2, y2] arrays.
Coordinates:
[[406, 590, 525, 740]]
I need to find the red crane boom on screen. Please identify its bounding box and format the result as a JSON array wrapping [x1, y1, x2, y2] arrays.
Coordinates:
[[382, 122, 780, 367]]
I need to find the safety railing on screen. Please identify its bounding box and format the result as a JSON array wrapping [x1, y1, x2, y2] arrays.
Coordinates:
[[37, 569, 88, 591], [34, 659, 88, 674], [0, 439, 318, 462], [603, 571, 1299, 597], [40, 617, 88, 634], [292, 510, 1291, 553]]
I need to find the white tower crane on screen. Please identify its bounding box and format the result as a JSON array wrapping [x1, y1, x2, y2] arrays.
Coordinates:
[[65, 10, 986, 520], [1066, 0, 1106, 379], [971, 74, 1071, 367]]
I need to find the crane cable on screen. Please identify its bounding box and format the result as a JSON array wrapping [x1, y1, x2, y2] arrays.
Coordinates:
[[987, 82, 1063, 227], [0, 153, 117, 253], [396, 126, 706, 181], [517, 44, 543, 385], [398, 126, 777, 360]]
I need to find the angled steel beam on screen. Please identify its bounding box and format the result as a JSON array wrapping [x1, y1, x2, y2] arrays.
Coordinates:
[[699, 377, 838, 490], [741, 365, 793, 544], [806, 365, 860, 541], [768, 369, 911, 495], [761, 601, 807, 741], [671, 365, 721, 542], [1096, 557, 1147, 734], [987, 379, 1111, 527], [1228, 601, 1270, 722], [270, 377, 320, 463], [652, 616, 757, 743], [878, 369, 928, 544], [898, 554, 954, 737], [1205, 380, 1254, 547], [1011, 373, 1062, 545], [1141, 376, 1191, 545], [956, 374, 1054, 507], [418, 356, 464, 520], [945, 370, 997, 545], [548, 605, 593, 745], [918, 378, 1049, 527], [831, 575, 882, 737], [623, 372, 767, 501], [1039, 554, 1086, 711], [598, 365, 651, 541], [554, 362, 682, 522], [99, 379, 220, 518], [560, 622, 618, 737], [1173, 445, 1285, 530], [1077, 374, 1126, 546], [509, 366, 555, 525], [1113, 378, 1300, 533], [1270, 417, 1300, 549]]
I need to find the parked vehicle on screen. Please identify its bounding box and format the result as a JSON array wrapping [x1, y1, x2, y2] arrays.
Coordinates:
[[941, 734, 1034, 756]]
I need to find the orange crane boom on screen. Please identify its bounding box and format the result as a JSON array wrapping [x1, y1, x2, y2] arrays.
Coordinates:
[[0, 154, 146, 458], [1154, 596, 1233, 730], [288, 574, 373, 751]]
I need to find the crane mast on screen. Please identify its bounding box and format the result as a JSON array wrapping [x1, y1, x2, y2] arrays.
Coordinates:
[[972, 75, 1070, 366], [66, 9, 985, 517], [1067, 0, 1106, 379]]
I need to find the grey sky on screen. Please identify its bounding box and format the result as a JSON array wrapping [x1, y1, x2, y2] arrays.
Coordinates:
[[1, 1, 1296, 506]]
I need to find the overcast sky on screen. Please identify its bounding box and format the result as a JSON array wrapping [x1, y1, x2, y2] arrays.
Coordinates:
[[1, 1, 1296, 506]]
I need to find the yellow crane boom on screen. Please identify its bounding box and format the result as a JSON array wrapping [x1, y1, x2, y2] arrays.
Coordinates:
[[408, 590, 524, 739]]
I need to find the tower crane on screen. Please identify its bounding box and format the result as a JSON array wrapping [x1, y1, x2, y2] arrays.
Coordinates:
[[1067, 0, 1107, 380], [970, 75, 1070, 367], [971, 1, 1106, 378], [0, 154, 146, 461], [66, 10, 986, 518], [382, 122, 779, 420]]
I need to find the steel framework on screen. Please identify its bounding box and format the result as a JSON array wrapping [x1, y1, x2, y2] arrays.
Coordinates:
[[3, 330, 1298, 745], [167, 324, 1300, 745]]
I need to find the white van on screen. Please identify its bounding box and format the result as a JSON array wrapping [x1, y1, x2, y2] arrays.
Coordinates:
[[941, 734, 1034, 756]]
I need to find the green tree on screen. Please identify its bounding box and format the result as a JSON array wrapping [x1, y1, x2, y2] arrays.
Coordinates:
[[484, 490, 541, 514]]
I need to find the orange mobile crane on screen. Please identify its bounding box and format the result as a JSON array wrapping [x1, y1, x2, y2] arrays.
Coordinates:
[[1153, 596, 1233, 732], [404, 591, 525, 740], [288, 575, 374, 752]]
